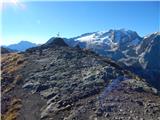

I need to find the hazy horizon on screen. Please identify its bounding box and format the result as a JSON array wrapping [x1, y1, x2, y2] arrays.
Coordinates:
[[1, 1, 160, 45]]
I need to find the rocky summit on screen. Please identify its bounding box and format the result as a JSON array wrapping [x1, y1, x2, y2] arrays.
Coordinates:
[[1, 38, 160, 120]]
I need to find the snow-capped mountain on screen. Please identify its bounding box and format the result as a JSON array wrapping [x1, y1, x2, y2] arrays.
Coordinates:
[[65, 29, 142, 60], [75, 29, 141, 47]]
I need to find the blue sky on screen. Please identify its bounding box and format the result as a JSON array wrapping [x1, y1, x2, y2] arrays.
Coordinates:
[[1, 1, 160, 45]]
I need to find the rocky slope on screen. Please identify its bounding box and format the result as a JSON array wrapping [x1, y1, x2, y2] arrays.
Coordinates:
[[1, 38, 160, 120]]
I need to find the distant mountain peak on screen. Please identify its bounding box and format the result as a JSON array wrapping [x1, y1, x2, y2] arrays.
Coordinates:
[[6, 41, 37, 52]]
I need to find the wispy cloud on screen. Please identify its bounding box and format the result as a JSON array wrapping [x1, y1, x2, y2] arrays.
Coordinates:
[[1, 0, 27, 11]]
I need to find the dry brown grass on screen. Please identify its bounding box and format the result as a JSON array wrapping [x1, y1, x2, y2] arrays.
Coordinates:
[[1, 53, 25, 120], [2, 85, 14, 94], [1, 53, 25, 74], [1, 53, 25, 94], [2, 98, 22, 120], [13, 75, 23, 85]]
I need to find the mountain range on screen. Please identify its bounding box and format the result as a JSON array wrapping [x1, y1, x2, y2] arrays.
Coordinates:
[[1, 29, 160, 120]]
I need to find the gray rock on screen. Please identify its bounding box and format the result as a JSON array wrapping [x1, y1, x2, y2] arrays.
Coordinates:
[[95, 108, 103, 116], [104, 113, 110, 117], [40, 89, 58, 99]]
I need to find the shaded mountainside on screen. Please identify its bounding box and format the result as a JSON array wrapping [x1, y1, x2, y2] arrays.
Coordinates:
[[123, 32, 160, 89], [1, 47, 15, 54], [138, 32, 160, 70], [1, 38, 160, 120]]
